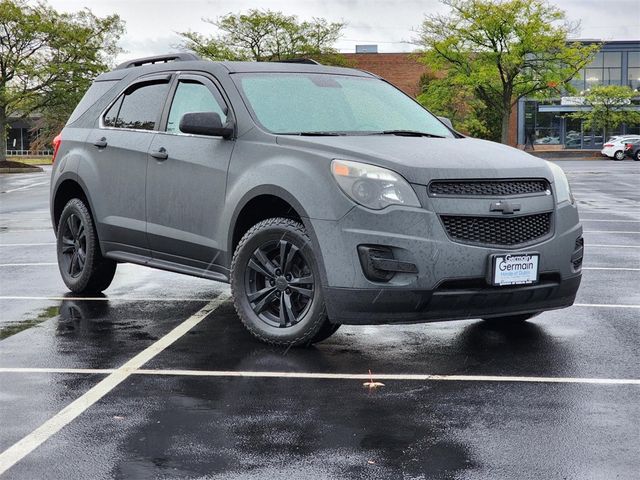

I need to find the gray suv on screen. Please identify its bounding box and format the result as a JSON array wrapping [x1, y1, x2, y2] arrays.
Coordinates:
[[50, 53, 583, 346]]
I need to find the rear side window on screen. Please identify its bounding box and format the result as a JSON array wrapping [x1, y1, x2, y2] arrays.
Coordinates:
[[103, 81, 170, 131], [67, 80, 118, 125]]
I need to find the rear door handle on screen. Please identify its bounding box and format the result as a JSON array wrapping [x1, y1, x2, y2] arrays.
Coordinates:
[[93, 138, 107, 148], [150, 147, 168, 160]]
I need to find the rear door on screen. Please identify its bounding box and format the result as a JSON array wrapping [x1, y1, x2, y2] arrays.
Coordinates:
[[146, 73, 234, 270], [81, 75, 172, 257]]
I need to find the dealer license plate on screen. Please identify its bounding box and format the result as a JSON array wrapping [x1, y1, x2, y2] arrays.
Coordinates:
[[490, 253, 539, 286]]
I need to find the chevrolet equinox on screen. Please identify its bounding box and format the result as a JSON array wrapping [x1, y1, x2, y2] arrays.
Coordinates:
[[50, 53, 583, 346]]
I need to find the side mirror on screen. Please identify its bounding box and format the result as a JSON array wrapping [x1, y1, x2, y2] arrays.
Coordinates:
[[179, 112, 233, 138], [437, 116, 453, 129]]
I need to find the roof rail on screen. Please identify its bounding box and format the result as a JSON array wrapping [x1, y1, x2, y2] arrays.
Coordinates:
[[275, 58, 321, 65], [115, 53, 201, 70]]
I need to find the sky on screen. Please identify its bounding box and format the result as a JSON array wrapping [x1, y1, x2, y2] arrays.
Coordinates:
[[46, 0, 640, 63]]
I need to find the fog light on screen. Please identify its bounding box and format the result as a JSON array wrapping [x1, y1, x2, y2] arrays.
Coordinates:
[[357, 245, 418, 282]]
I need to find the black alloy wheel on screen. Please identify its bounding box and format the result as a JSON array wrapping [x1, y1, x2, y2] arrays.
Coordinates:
[[245, 239, 314, 328], [60, 213, 87, 278], [56, 198, 117, 293], [231, 217, 336, 346]]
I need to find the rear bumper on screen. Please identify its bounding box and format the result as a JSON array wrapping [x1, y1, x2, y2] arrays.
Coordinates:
[[324, 274, 581, 324]]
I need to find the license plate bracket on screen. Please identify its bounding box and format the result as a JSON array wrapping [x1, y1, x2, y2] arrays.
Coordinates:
[[488, 253, 540, 286]]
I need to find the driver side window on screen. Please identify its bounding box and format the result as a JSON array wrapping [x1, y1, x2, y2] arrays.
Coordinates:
[[166, 80, 227, 134]]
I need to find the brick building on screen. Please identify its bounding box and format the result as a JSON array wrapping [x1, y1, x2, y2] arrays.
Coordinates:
[[341, 52, 429, 98], [344, 41, 640, 149]]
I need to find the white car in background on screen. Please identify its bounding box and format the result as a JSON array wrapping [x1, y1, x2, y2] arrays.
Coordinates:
[[602, 135, 640, 160]]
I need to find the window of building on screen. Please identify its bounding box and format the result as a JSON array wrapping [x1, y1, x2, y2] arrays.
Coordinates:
[[573, 51, 623, 91], [166, 80, 227, 134], [628, 51, 640, 90], [524, 101, 562, 145]]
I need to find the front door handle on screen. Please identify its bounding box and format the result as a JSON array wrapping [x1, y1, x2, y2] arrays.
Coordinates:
[[150, 147, 168, 161], [93, 138, 107, 148]]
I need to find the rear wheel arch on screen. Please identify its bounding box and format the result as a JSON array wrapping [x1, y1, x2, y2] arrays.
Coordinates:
[[53, 179, 92, 230]]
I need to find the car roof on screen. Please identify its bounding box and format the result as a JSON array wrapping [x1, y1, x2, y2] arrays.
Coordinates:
[[219, 61, 373, 77], [95, 57, 375, 82]]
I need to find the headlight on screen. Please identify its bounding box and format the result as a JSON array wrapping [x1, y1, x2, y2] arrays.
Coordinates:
[[546, 161, 574, 204], [331, 159, 421, 210], [331, 160, 420, 210]]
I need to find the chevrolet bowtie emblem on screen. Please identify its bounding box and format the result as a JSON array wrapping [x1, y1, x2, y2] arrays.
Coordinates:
[[490, 201, 521, 214]]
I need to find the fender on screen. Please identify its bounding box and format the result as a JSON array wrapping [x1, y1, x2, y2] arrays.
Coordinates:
[[224, 185, 330, 287]]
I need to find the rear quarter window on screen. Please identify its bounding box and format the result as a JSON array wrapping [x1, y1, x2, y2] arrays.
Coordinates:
[[66, 80, 118, 125]]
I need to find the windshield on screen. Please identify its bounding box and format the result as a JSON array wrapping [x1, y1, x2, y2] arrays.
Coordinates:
[[234, 73, 454, 137]]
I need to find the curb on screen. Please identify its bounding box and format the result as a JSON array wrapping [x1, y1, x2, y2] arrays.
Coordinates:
[[0, 166, 44, 174]]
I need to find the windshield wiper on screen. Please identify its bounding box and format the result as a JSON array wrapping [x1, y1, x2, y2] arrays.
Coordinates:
[[374, 130, 446, 138], [284, 131, 345, 136]]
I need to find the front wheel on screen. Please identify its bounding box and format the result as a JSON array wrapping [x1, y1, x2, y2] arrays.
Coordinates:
[[231, 217, 334, 346], [56, 198, 117, 293]]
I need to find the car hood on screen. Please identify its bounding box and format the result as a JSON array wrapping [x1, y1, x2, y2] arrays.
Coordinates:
[[276, 135, 553, 184]]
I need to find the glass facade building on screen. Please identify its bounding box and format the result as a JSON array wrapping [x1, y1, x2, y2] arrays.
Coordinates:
[[517, 40, 640, 149]]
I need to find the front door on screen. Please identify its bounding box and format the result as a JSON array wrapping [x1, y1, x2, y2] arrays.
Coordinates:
[[146, 74, 234, 270]]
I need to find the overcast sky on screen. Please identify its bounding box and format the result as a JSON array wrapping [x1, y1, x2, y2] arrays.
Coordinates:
[[47, 0, 640, 62]]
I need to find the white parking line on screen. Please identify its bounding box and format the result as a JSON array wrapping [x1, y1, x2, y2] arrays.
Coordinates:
[[0, 243, 55, 247], [583, 231, 640, 234], [574, 303, 640, 309], [0, 295, 228, 476], [580, 219, 640, 223], [0, 228, 52, 233], [0, 367, 638, 385], [588, 244, 640, 248], [0, 263, 56, 267], [0, 296, 218, 302], [582, 267, 640, 271], [1, 181, 49, 194]]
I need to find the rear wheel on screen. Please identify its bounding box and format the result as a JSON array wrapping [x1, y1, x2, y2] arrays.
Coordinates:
[[635, 151, 640, 161], [231, 217, 336, 346], [57, 198, 116, 293], [482, 312, 539, 325], [613, 150, 625, 161]]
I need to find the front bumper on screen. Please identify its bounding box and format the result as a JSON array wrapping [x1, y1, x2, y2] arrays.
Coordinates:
[[324, 274, 580, 324], [309, 197, 582, 324]]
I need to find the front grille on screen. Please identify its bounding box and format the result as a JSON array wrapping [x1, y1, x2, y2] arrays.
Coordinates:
[[441, 213, 552, 246], [429, 179, 549, 197]]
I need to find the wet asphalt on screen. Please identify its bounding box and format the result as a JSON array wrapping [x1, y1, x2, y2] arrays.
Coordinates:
[[0, 160, 639, 479]]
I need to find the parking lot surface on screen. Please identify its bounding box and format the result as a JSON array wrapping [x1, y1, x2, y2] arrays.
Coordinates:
[[0, 160, 639, 479]]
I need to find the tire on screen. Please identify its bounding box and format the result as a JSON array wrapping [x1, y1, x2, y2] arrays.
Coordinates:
[[56, 198, 117, 293], [230, 217, 331, 347], [482, 312, 539, 325], [613, 150, 625, 161], [635, 151, 640, 161], [310, 321, 341, 343]]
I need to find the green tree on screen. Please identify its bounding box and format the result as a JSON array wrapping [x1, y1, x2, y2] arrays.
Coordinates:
[[0, 0, 124, 161], [568, 85, 640, 141], [417, 71, 501, 140], [417, 0, 599, 144], [178, 10, 347, 65]]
